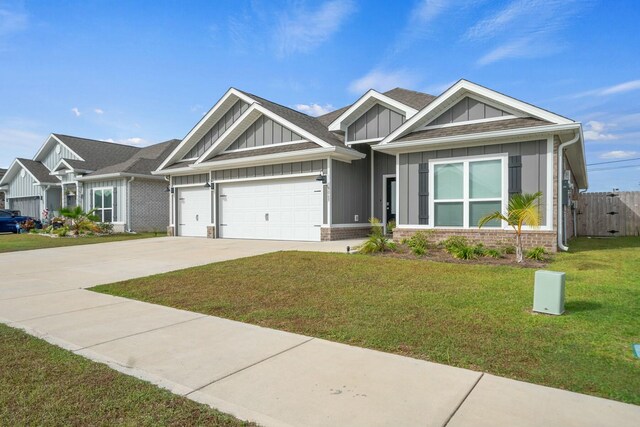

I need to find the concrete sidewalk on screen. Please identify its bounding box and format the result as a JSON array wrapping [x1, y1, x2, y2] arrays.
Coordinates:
[[1, 237, 639, 426]]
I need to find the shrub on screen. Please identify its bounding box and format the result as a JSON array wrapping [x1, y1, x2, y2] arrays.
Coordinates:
[[97, 222, 114, 234], [53, 226, 69, 237], [526, 246, 547, 261], [484, 248, 503, 258], [452, 245, 478, 260], [402, 231, 432, 256], [472, 243, 486, 257], [504, 245, 516, 254], [386, 220, 397, 234], [442, 236, 468, 253], [357, 218, 397, 254], [19, 218, 36, 232]]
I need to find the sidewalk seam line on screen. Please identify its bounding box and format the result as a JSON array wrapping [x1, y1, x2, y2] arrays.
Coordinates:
[[0, 287, 80, 301], [442, 372, 484, 427], [9, 300, 128, 323], [73, 315, 208, 351], [186, 337, 315, 396]]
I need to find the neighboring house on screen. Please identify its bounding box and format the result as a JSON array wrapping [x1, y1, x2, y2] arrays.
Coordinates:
[[153, 79, 587, 251], [0, 168, 6, 209], [0, 134, 179, 232]]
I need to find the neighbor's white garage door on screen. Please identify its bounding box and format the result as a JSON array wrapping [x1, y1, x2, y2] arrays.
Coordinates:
[[178, 187, 210, 237], [218, 177, 323, 241]]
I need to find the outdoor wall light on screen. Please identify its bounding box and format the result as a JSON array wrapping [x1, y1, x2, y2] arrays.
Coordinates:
[[315, 173, 327, 184], [204, 181, 215, 189]]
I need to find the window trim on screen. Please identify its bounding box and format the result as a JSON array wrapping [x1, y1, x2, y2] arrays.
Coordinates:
[[429, 153, 508, 229], [92, 187, 114, 223]]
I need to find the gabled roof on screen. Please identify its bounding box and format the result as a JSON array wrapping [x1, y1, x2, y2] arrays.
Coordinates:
[[16, 158, 59, 184], [80, 139, 180, 179], [326, 89, 429, 132], [51, 134, 140, 170], [381, 79, 574, 144]]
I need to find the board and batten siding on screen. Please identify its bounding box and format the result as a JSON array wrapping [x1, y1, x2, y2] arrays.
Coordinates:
[[398, 140, 548, 226], [226, 116, 304, 151], [172, 174, 209, 186], [347, 104, 405, 142], [183, 100, 249, 160], [331, 145, 370, 224], [373, 151, 396, 220], [42, 143, 81, 171], [427, 97, 509, 127], [212, 160, 326, 181], [7, 168, 44, 198], [82, 179, 127, 223]]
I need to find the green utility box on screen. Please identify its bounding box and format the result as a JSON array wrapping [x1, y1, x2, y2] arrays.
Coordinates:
[[533, 270, 565, 315]]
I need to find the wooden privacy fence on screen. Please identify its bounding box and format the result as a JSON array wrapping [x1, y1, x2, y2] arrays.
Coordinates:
[[577, 191, 640, 236]]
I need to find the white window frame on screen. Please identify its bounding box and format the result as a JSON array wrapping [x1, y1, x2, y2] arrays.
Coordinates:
[[92, 187, 114, 223], [429, 153, 508, 229]]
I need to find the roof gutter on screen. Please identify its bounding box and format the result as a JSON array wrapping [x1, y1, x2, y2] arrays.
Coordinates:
[[557, 132, 580, 252], [76, 172, 164, 181], [372, 123, 581, 153]]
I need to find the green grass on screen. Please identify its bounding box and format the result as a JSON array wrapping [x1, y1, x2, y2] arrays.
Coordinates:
[[0, 232, 160, 253], [93, 237, 640, 405], [0, 323, 254, 426]]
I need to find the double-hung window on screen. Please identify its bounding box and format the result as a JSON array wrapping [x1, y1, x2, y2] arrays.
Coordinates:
[[93, 188, 113, 223], [431, 155, 506, 228]]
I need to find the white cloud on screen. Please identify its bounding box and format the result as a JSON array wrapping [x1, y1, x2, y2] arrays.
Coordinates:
[[583, 120, 618, 141], [71, 107, 81, 117], [389, 0, 450, 54], [275, 0, 355, 56], [598, 80, 640, 96], [103, 137, 148, 146], [294, 103, 334, 117], [600, 150, 638, 160], [0, 7, 28, 36], [466, 0, 586, 65], [348, 69, 419, 94], [94, 108, 104, 115]]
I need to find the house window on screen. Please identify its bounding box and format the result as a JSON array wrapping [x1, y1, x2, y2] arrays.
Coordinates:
[[93, 188, 113, 222], [432, 156, 506, 228]]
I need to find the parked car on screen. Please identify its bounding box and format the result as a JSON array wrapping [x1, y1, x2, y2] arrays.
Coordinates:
[[0, 209, 41, 233]]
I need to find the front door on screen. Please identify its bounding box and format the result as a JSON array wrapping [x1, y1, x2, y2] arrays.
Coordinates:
[[385, 177, 396, 224]]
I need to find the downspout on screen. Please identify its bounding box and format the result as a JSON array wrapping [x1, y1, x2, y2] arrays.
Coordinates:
[[557, 132, 580, 251], [127, 177, 135, 232]]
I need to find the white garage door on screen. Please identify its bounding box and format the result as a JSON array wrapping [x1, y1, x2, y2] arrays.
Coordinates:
[[218, 177, 323, 241], [178, 187, 210, 237]]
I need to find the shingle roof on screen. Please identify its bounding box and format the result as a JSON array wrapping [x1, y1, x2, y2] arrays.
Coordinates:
[[209, 142, 319, 162], [17, 158, 58, 183], [84, 139, 180, 177], [393, 118, 551, 142], [53, 134, 141, 171], [315, 87, 437, 127], [237, 90, 348, 148], [0, 168, 6, 179]]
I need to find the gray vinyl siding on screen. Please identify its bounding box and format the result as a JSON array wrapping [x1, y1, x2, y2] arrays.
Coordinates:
[[7, 168, 44, 199], [398, 140, 548, 226], [42, 143, 81, 170], [373, 151, 396, 220], [82, 179, 127, 223], [331, 145, 370, 224], [183, 100, 249, 160], [46, 187, 62, 213], [347, 104, 404, 142], [429, 97, 508, 126], [172, 174, 208, 186], [226, 116, 303, 151], [212, 160, 326, 181]]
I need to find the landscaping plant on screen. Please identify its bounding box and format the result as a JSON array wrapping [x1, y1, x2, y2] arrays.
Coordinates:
[[402, 230, 432, 256], [357, 218, 397, 254], [526, 246, 547, 261], [59, 206, 100, 236], [478, 192, 542, 263]]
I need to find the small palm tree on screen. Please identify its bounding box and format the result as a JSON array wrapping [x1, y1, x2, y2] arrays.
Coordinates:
[[478, 192, 542, 263], [60, 206, 99, 235]]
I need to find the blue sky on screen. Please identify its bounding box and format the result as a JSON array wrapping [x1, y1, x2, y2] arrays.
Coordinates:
[[0, 0, 639, 191]]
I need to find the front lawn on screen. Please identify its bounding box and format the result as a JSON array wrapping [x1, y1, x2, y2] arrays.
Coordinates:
[[93, 237, 640, 405], [0, 323, 254, 426], [0, 232, 159, 253]]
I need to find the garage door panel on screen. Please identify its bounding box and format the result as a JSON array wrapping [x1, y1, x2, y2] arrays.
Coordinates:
[[219, 177, 322, 241], [178, 187, 210, 237]]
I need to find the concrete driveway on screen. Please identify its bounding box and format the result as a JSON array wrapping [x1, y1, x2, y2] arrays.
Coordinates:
[[1, 237, 639, 426]]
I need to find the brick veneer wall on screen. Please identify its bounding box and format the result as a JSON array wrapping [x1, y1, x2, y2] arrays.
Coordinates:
[[0, 191, 4, 209], [130, 179, 170, 232], [321, 226, 371, 241], [207, 225, 216, 239], [393, 228, 558, 252], [167, 225, 175, 236]]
